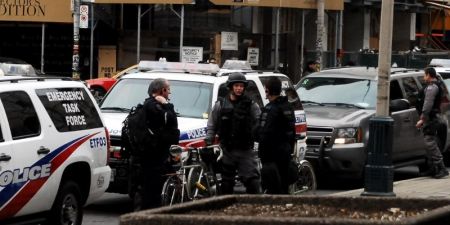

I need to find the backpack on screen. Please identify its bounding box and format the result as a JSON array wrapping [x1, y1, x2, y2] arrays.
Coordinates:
[[122, 102, 156, 156]]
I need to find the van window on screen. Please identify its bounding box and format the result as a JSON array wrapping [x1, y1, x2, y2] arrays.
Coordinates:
[[260, 76, 303, 110], [0, 91, 40, 140], [36, 88, 103, 132], [218, 80, 264, 108]]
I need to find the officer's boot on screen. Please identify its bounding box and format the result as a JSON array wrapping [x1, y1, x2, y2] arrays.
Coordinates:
[[244, 178, 262, 194], [419, 163, 436, 177], [433, 162, 449, 179]]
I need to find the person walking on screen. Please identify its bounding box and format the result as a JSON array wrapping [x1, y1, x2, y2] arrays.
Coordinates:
[[257, 77, 296, 194], [134, 78, 180, 210], [416, 67, 449, 179], [205, 72, 262, 194]]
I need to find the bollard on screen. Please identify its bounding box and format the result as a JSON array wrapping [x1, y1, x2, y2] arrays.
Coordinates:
[[361, 116, 396, 197]]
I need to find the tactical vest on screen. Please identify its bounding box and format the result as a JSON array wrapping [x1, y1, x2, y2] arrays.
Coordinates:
[[259, 96, 296, 148], [218, 95, 254, 150], [417, 80, 443, 118]]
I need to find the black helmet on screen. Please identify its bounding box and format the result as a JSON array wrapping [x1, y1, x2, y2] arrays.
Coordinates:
[[226, 72, 248, 88]]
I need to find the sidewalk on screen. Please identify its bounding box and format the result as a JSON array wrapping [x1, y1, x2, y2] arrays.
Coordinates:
[[331, 175, 450, 199]]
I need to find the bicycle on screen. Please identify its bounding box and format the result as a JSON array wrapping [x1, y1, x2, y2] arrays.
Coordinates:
[[161, 143, 222, 206]]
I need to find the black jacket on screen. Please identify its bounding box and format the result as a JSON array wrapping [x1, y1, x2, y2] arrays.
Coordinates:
[[257, 96, 295, 163]]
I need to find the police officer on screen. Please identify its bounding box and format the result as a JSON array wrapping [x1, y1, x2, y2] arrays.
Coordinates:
[[205, 72, 261, 194], [136, 78, 180, 210], [416, 67, 449, 179], [257, 77, 296, 194]]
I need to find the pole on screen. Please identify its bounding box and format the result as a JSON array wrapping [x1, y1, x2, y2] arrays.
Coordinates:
[[41, 23, 45, 74], [337, 10, 343, 67], [316, 0, 324, 69], [300, 10, 305, 77], [179, 5, 184, 62], [72, 0, 81, 80], [137, 4, 141, 63], [361, 0, 395, 197], [90, 3, 94, 79], [275, 7, 280, 71]]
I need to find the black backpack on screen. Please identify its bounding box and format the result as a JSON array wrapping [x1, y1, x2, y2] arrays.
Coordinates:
[[122, 102, 156, 156]]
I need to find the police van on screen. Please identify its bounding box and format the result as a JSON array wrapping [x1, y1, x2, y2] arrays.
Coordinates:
[[100, 60, 307, 196], [0, 76, 111, 225]]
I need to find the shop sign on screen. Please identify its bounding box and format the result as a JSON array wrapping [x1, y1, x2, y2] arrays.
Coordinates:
[[181, 46, 203, 63], [0, 0, 72, 23], [221, 31, 238, 51], [247, 47, 259, 66]]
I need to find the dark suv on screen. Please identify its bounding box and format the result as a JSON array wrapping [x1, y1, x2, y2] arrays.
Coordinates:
[[296, 67, 450, 178]]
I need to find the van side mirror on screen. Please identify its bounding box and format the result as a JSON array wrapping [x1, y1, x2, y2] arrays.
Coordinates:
[[389, 99, 410, 113]]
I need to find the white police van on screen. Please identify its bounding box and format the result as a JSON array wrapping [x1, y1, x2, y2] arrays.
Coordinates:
[[100, 60, 307, 196], [0, 76, 111, 225]]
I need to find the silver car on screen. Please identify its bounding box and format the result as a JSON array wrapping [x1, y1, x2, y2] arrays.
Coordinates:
[[296, 67, 450, 179]]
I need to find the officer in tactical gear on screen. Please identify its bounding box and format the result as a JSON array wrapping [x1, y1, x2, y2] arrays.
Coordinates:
[[416, 67, 449, 179], [205, 72, 262, 194], [257, 77, 296, 194], [134, 78, 180, 210]]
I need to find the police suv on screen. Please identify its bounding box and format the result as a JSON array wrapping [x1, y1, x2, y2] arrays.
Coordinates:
[[100, 60, 307, 196], [0, 76, 111, 225]]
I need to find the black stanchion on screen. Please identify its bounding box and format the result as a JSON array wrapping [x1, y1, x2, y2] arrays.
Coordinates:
[[361, 116, 396, 197]]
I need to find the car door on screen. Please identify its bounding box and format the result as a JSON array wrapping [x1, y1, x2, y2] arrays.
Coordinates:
[[0, 90, 47, 218], [398, 76, 426, 158], [389, 79, 415, 162]]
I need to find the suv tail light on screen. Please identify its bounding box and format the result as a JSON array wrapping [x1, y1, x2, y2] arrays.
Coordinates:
[[105, 127, 111, 165]]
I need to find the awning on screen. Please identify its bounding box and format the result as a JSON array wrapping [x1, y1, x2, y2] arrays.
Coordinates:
[[424, 0, 450, 10], [93, 0, 194, 4], [209, 0, 343, 10]]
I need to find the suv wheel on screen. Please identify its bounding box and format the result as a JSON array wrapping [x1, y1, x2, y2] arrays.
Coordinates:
[[48, 181, 83, 225]]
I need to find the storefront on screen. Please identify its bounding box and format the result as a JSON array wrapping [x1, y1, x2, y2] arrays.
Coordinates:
[[0, 0, 344, 81]]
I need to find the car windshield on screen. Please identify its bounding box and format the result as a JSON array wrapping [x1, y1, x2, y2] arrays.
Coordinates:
[[100, 78, 213, 119], [296, 77, 377, 109]]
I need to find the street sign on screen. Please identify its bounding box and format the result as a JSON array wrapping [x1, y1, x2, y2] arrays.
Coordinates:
[[79, 5, 89, 29], [247, 47, 259, 66]]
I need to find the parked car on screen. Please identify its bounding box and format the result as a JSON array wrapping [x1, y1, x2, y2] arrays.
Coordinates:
[[0, 76, 111, 225], [86, 64, 138, 99], [100, 60, 307, 197], [0, 57, 37, 76], [296, 67, 450, 179]]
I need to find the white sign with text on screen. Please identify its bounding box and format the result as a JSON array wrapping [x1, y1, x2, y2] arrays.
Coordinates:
[[181, 46, 203, 63], [221, 32, 238, 51]]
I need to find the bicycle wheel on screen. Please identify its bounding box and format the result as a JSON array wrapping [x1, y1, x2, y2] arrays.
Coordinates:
[[289, 160, 317, 195], [187, 164, 212, 199], [161, 175, 184, 206]]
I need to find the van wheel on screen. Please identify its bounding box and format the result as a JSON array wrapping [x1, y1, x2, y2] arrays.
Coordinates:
[[48, 181, 83, 225]]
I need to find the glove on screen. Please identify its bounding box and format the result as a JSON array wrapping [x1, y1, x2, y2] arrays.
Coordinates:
[[204, 137, 213, 146]]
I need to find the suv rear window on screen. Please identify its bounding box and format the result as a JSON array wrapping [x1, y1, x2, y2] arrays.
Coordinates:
[[0, 91, 40, 140], [259, 76, 303, 110], [36, 88, 103, 132]]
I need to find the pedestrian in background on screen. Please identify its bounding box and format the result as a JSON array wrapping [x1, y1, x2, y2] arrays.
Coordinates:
[[416, 67, 449, 179], [302, 60, 319, 77], [136, 78, 180, 210], [205, 72, 262, 194], [257, 77, 296, 194]]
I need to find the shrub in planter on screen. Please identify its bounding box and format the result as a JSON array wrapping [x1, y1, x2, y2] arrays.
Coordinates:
[[121, 195, 450, 225]]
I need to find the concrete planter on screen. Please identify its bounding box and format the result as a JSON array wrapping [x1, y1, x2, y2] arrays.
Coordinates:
[[120, 195, 450, 225]]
